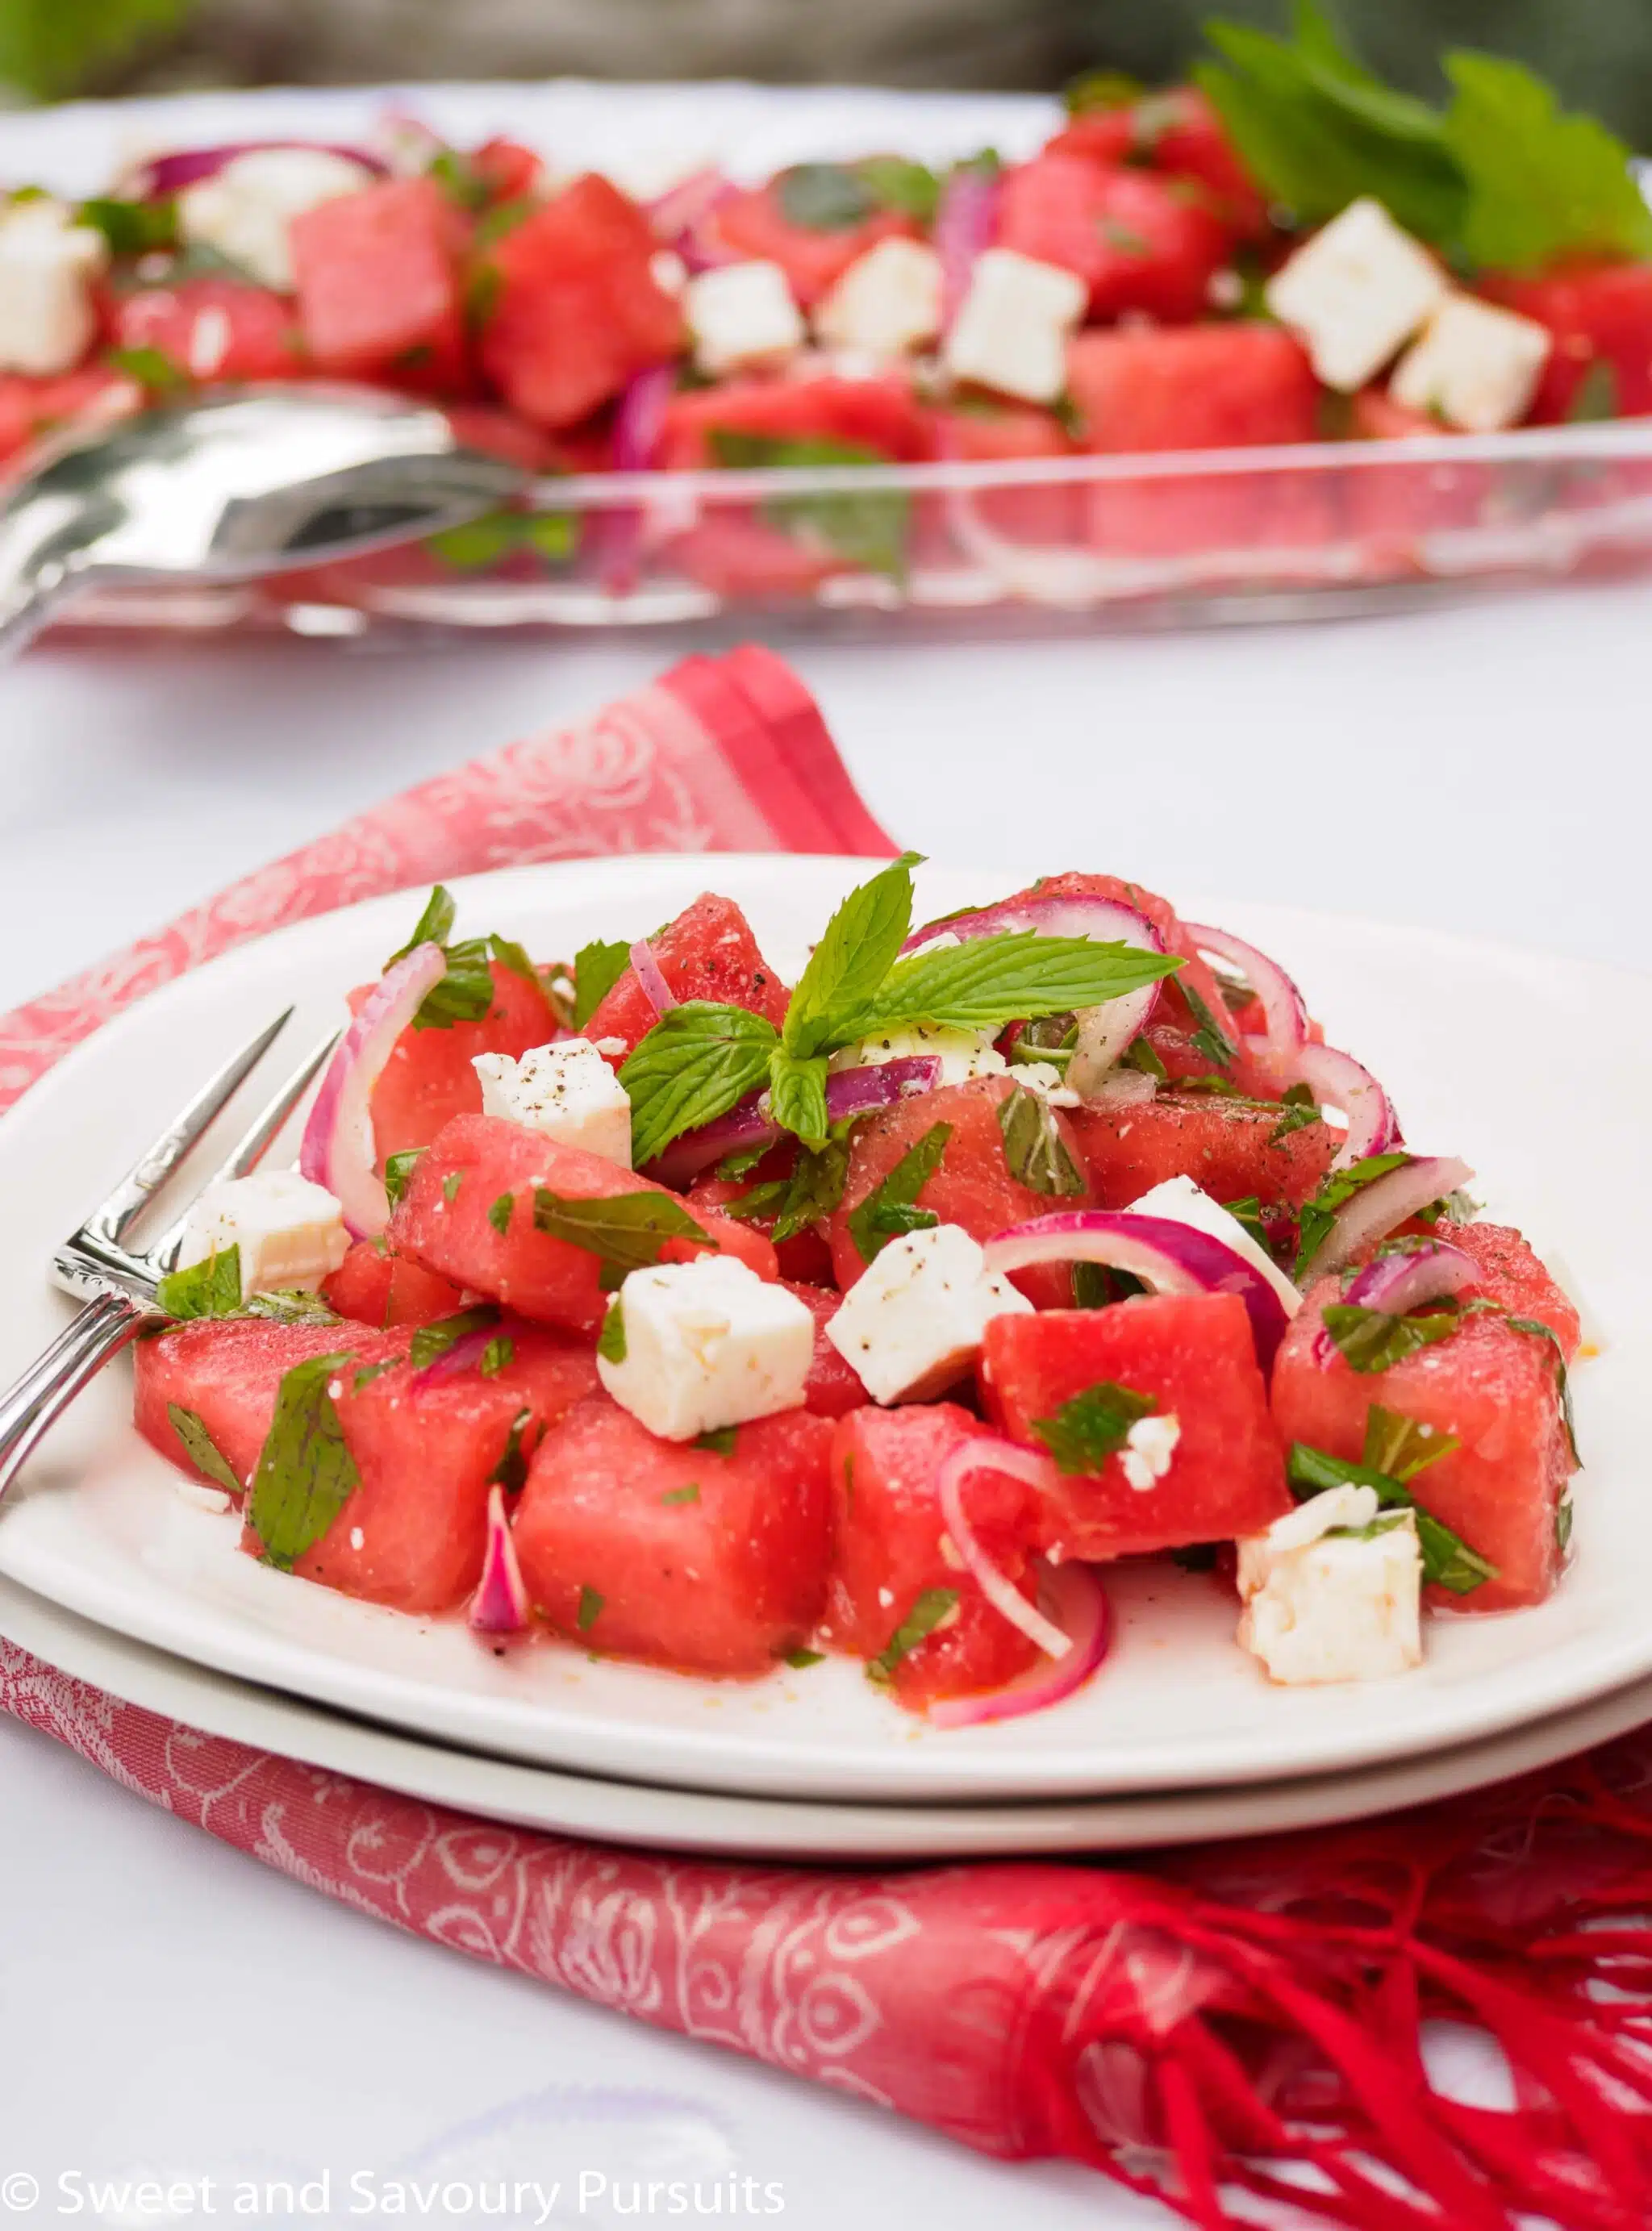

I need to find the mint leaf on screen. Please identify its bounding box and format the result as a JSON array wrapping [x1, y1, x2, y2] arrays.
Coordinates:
[[241, 1290, 340, 1326], [768, 1049, 829, 1149], [489, 1408, 533, 1491], [725, 1135, 852, 1243], [1444, 51, 1652, 272], [479, 1334, 514, 1378], [1566, 359, 1619, 423], [442, 1171, 463, 1205], [715, 1141, 770, 1182], [576, 1584, 605, 1632], [695, 1425, 738, 1456], [428, 146, 490, 211], [997, 1084, 1086, 1198], [384, 1150, 423, 1208], [386, 885, 457, 965], [1120, 1036, 1169, 1081], [785, 1645, 826, 1669], [847, 1122, 950, 1266], [408, 1306, 498, 1371], [1032, 1381, 1157, 1475], [1294, 1151, 1414, 1277], [661, 1482, 700, 1505], [597, 1301, 627, 1363], [855, 155, 941, 223], [1224, 1195, 1268, 1249], [532, 1185, 711, 1280], [1270, 1098, 1322, 1144], [79, 195, 178, 255], [487, 1191, 514, 1236], [573, 938, 631, 1028], [248, 1352, 360, 1570], [1508, 1315, 1581, 1466], [167, 1403, 241, 1497], [866, 1587, 959, 1683], [156, 1247, 242, 1320], [620, 1002, 778, 1167], [1362, 1403, 1459, 1482], [1320, 1303, 1460, 1373], [845, 932, 1179, 1038], [776, 162, 878, 229], [1178, 980, 1234, 1070], [107, 343, 187, 390], [1287, 1440, 1495, 1594], [412, 935, 495, 1029], [782, 853, 921, 1060], [706, 429, 909, 580]]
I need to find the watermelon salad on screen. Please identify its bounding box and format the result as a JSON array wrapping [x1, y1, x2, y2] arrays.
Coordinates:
[[136, 852, 1583, 1720], [4, 9, 1652, 607]]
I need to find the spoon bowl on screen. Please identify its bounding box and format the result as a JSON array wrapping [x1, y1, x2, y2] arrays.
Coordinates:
[[0, 384, 528, 653]]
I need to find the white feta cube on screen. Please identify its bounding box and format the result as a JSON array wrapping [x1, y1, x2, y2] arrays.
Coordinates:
[[1118, 1412, 1182, 1491], [473, 1038, 632, 1168], [1389, 293, 1551, 433], [1264, 197, 1449, 392], [596, 1255, 815, 1441], [826, 1222, 1032, 1405], [0, 198, 108, 376], [942, 248, 1087, 404], [1127, 1174, 1302, 1317], [684, 260, 805, 377], [1237, 1492, 1423, 1685], [177, 148, 375, 292], [177, 1169, 348, 1298], [815, 237, 945, 358]]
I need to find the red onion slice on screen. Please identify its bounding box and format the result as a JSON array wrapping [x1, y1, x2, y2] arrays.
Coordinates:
[[599, 365, 678, 594], [903, 890, 1167, 1100], [299, 941, 447, 1241], [647, 168, 732, 246], [1291, 1043, 1400, 1172], [412, 1321, 499, 1387], [1313, 1236, 1478, 1365], [983, 1208, 1291, 1367], [646, 1056, 941, 1188], [1182, 921, 1308, 1064], [926, 1562, 1109, 1729], [1309, 1157, 1476, 1279], [937, 1436, 1071, 1658], [628, 937, 678, 1021], [125, 140, 387, 201], [469, 1485, 530, 1637], [934, 162, 1000, 332]]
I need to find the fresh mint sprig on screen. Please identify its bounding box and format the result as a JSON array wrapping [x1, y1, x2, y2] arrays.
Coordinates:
[[384, 886, 548, 1032], [619, 856, 1182, 1167]]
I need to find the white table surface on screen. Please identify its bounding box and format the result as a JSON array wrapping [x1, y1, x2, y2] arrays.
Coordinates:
[[0, 583, 1641, 2229]]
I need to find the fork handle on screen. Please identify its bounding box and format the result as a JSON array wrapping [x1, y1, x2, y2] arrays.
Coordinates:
[[0, 1293, 148, 1499]]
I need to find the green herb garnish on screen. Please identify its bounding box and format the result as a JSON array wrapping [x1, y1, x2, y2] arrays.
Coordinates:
[[1177, 981, 1234, 1070], [661, 1482, 701, 1505], [486, 1191, 514, 1236], [846, 1122, 951, 1266], [784, 1645, 826, 1669], [866, 1588, 959, 1683], [241, 1290, 340, 1326], [1288, 1412, 1492, 1595], [478, 1335, 514, 1378], [156, 1247, 243, 1320], [488, 1408, 533, 1492], [167, 1404, 240, 1497], [997, 1084, 1086, 1197], [576, 1584, 605, 1632], [1031, 1381, 1158, 1475], [1320, 1302, 1460, 1374], [1294, 1151, 1414, 1278], [532, 1186, 711, 1283], [597, 1302, 627, 1364], [79, 195, 178, 255], [694, 1426, 738, 1457], [247, 1352, 360, 1571], [383, 1151, 423, 1208], [408, 1307, 498, 1372], [572, 938, 631, 1028], [707, 428, 909, 580]]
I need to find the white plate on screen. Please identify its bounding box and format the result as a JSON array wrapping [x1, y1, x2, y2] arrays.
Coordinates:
[[0, 856, 1642, 1804], [6, 1569, 1651, 1860]]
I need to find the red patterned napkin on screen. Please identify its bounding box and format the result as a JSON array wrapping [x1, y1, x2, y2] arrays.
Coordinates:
[[2, 648, 1649, 2231]]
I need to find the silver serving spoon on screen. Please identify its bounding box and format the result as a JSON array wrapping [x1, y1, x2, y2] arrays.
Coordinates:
[[0, 384, 527, 655]]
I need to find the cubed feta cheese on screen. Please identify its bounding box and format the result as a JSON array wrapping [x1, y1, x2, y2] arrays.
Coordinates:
[[1119, 1412, 1182, 1491], [596, 1255, 815, 1441], [942, 248, 1087, 404], [177, 1169, 348, 1298], [0, 198, 108, 376], [472, 1038, 632, 1168], [825, 1222, 1032, 1404], [684, 260, 805, 377], [1264, 197, 1449, 392], [1389, 293, 1552, 433], [815, 237, 945, 358], [177, 148, 375, 292], [1237, 1491, 1423, 1684], [839, 1021, 1008, 1089], [1127, 1174, 1302, 1317]]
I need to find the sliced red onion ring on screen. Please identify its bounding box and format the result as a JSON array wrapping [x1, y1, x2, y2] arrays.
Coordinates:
[[646, 168, 732, 245], [983, 1208, 1291, 1367], [934, 162, 1000, 332], [1313, 1237, 1478, 1365], [469, 1485, 530, 1637], [628, 937, 678, 1021], [599, 365, 678, 593], [646, 1056, 941, 1188], [937, 1436, 1071, 1658], [412, 1322, 499, 1387], [1308, 1157, 1476, 1280], [1182, 921, 1308, 1065], [926, 1562, 1110, 1729], [1292, 1043, 1400, 1172], [300, 942, 448, 1241], [903, 890, 1167, 1100], [126, 140, 386, 200]]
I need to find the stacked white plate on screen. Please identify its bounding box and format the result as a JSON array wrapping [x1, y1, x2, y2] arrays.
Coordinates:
[[0, 856, 1646, 1859]]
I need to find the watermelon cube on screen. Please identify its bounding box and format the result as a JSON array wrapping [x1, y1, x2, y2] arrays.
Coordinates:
[[996, 152, 1231, 323], [821, 1402, 1042, 1708], [825, 1075, 1095, 1311], [290, 176, 464, 375], [922, 399, 1078, 548], [657, 373, 931, 471], [1438, 1220, 1580, 1357], [980, 1294, 1291, 1560], [1271, 1273, 1578, 1611], [782, 1279, 869, 1418], [388, 1114, 778, 1336], [477, 175, 683, 430], [361, 953, 559, 1170], [685, 1166, 837, 1287], [582, 890, 791, 1061], [287, 1325, 600, 1612], [1049, 89, 1267, 239], [0, 368, 138, 465], [111, 273, 306, 382], [512, 1392, 832, 1672], [708, 181, 912, 308], [1069, 1092, 1340, 1212], [322, 1240, 465, 1329]]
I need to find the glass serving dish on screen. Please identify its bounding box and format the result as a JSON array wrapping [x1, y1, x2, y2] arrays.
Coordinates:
[[52, 420, 1652, 644]]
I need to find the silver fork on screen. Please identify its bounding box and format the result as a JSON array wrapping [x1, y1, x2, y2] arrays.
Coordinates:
[[0, 1011, 340, 1499]]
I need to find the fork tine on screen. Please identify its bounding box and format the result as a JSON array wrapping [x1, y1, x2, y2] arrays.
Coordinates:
[[150, 1030, 342, 1273], [86, 1007, 294, 1245]]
